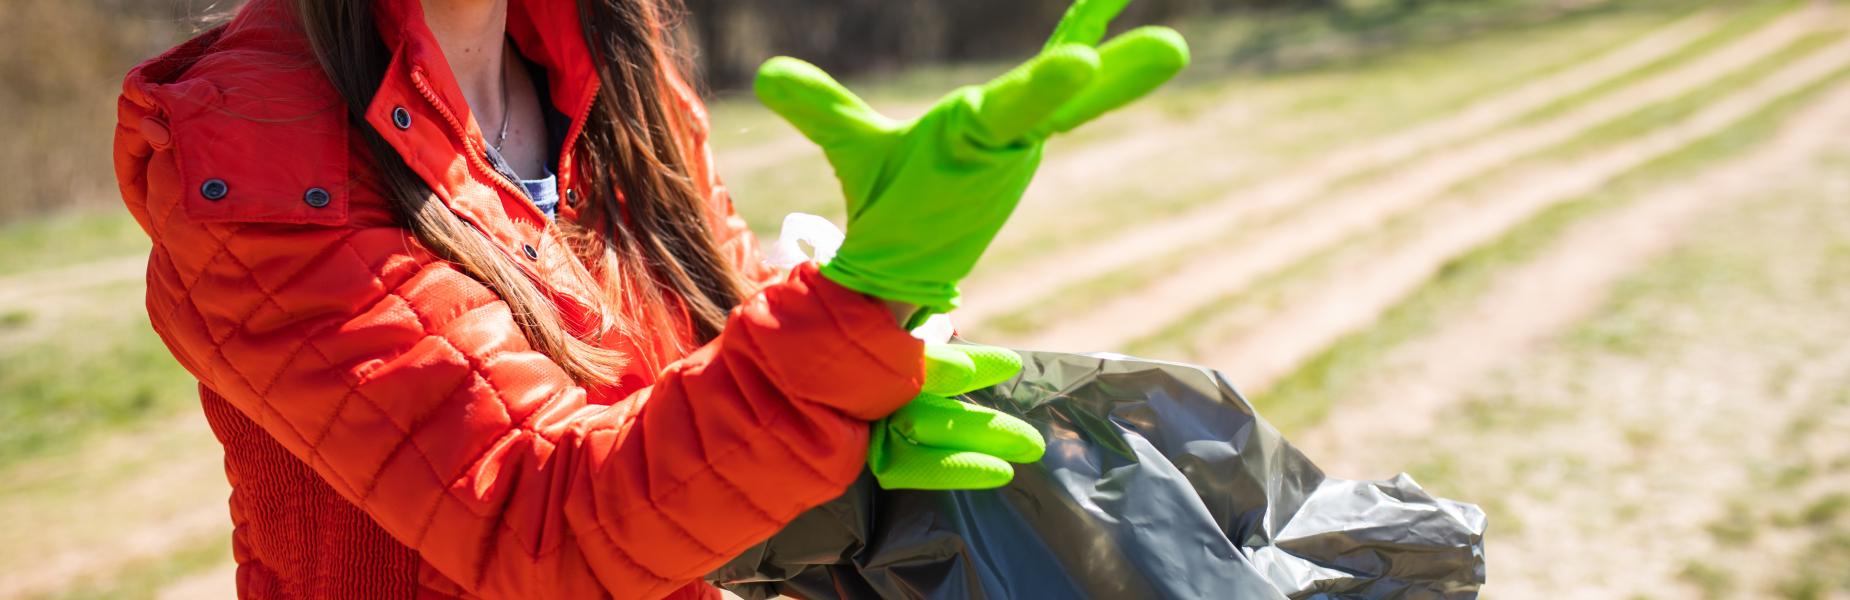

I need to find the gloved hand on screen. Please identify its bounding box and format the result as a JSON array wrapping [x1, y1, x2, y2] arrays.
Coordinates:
[[868, 343, 1044, 490], [754, 0, 1190, 320]]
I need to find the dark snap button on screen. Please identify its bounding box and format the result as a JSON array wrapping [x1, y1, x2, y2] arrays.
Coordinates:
[[521, 244, 539, 260], [391, 107, 412, 130], [304, 187, 331, 208], [200, 179, 229, 201], [565, 189, 578, 204]]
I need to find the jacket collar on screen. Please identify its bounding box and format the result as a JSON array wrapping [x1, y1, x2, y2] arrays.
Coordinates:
[[373, 0, 600, 133], [361, 0, 601, 252], [360, 0, 612, 335]]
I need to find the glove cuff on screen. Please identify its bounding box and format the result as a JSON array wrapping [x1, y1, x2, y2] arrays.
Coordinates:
[[819, 259, 962, 315]]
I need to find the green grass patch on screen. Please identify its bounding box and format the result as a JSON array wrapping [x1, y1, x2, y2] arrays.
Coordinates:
[[1318, 0, 1801, 193], [1679, 559, 1739, 600], [1788, 493, 1850, 527], [1515, 0, 1802, 126], [1166, 0, 1719, 157], [1177, 0, 1706, 81], [0, 309, 31, 329], [1540, 29, 1847, 161], [0, 283, 198, 469], [722, 150, 843, 234], [1775, 534, 1850, 598], [1707, 500, 1762, 544], [0, 210, 146, 278]]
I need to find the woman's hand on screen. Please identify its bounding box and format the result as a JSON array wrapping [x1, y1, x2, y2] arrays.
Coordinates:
[[758, 0, 1187, 490], [868, 343, 1044, 490], [754, 0, 1189, 320]]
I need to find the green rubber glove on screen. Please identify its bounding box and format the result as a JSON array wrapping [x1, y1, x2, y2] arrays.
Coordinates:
[[755, 0, 1190, 316], [868, 343, 1044, 490]]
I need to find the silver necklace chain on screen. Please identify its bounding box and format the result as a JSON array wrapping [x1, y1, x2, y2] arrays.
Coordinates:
[[491, 48, 512, 151]]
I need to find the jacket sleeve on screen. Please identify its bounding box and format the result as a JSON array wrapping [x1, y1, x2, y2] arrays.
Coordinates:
[[117, 101, 922, 599]]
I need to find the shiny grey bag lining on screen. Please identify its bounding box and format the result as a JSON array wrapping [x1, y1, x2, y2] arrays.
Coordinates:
[[713, 349, 1488, 599]]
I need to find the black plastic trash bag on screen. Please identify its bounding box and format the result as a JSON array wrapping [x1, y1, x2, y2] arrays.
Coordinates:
[[711, 349, 1487, 599]]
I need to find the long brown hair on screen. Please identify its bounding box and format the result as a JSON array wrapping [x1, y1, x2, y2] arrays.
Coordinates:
[[294, 0, 744, 385]]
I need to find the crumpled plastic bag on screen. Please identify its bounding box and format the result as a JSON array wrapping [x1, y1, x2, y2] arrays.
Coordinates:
[[711, 348, 1487, 599]]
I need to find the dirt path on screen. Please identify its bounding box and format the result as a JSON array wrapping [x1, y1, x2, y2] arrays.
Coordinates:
[[999, 6, 1829, 354], [1328, 141, 1850, 598], [156, 561, 237, 600], [994, 8, 1702, 226], [1189, 29, 1850, 389], [952, 9, 1735, 328], [0, 414, 230, 598], [0, 255, 146, 313], [1294, 73, 1850, 478]]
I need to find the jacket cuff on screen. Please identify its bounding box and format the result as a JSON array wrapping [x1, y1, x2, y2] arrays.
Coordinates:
[[727, 263, 925, 421]]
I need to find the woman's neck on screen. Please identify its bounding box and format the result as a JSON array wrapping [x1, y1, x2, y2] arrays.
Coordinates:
[[421, 0, 547, 177], [422, 0, 510, 119]]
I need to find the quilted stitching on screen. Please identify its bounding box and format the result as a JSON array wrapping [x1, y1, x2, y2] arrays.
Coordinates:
[[131, 122, 922, 600], [115, 2, 927, 596]]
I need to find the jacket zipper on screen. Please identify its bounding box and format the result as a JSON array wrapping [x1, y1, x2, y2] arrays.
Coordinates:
[[404, 62, 627, 354], [555, 83, 600, 197], [409, 68, 545, 223]]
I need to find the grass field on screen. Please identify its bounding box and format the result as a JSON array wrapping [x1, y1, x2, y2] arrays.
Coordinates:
[[6, 0, 1850, 597]]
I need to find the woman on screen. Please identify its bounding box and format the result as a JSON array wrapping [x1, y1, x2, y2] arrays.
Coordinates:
[[113, 0, 1184, 597]]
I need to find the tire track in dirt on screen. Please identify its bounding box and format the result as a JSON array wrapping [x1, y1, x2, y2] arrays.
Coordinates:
[[953, 9, 1732, 328], [995, 2, 1677, 227], [1292, 74, 1850, 478], [1191, 28, 1850, 390], [997, 7, 1821, 353], [1349, 161, 1850, 598]]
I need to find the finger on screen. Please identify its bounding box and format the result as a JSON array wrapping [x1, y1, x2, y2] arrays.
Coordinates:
[[753, 56, 892, 147], [968, 44, 1099, 146], [922, 344, 976, 395], [890, 395, 1046, 463], [923, 343, 1023, 396], [959, 344, 1026, 391], [1041, 26, 1189, 136], [872, 443, 1018, 490], [1045, 0, 1135, 49]]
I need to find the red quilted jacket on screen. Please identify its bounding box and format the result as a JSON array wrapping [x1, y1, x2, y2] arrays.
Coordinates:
[[112, 0, 925, 597]]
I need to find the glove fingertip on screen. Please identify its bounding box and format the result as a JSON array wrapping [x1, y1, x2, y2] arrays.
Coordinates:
[[752, 56, 809, 97], [1000, 425, 1048, 464], [1034, 44, 1103, 91], [872, 450, 1018, 490], [944, 453, 1018, 487], [1004, 443, 1047, 465], [922, 346, 978, 395], [1109, 26, 1191, 71], [962, 345, 1025, 390]]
